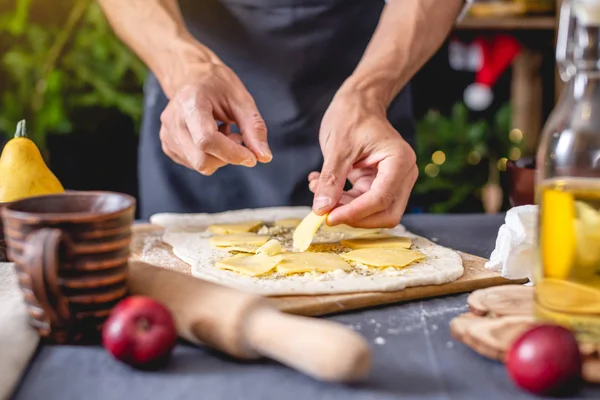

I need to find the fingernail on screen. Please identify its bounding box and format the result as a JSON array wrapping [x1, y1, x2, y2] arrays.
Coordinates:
[[242, 158, 256, 167], [313, 196, 331, 210], [259, 143, 272, 161]]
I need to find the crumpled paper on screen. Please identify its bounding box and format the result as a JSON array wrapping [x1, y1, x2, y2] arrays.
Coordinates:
[[485, 205, 539, 283]]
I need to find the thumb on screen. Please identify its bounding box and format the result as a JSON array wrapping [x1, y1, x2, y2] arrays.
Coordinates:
[[313, 152, 352, 215], [230, 95, 272, 163]]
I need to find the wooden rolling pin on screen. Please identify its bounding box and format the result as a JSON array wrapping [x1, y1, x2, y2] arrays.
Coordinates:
[[127, 260, 371, 382]]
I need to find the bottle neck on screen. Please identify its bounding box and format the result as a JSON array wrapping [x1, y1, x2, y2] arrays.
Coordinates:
[[574, 25, 600, 71]]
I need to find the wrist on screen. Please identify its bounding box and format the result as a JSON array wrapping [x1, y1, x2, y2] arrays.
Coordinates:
[[334, 76, 392, 117], [337, 70, 402, 112], [153, 36, 222, 98]]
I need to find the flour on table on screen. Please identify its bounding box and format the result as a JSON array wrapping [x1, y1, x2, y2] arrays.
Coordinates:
[[149, 206, 464, 296]]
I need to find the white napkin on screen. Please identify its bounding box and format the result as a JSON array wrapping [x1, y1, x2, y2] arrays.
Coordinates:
[[0, 263, 39, 400], [485, 205, 539, 283]]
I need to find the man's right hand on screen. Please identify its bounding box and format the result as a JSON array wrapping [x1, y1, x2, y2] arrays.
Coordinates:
[[159, 62, 272, 175]]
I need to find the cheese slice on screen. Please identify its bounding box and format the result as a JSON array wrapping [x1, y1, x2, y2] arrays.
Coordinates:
[[320, 224, 381, 238], [209, 233, 270, 248], [340, 236, 412, 249], [273, 218, 302, 228], [216, 253, 284, 276], [276, 252, 351, 275], [257, 239, 283, 256], [341, 247, 425, 268], [207, 220, 263, 235], [223, 245, 260, 254], [292, 212, 328, 251]]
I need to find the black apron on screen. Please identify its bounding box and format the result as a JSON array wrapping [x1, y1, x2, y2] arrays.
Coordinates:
[[138, 0, 415, 219]]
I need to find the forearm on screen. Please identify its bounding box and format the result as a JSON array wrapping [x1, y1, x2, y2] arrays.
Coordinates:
[[96, 0, 221, 97], [339, 0, 465, 109]]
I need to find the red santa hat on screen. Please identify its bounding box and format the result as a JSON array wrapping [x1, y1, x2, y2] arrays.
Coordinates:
[[463, 35, 522, 111]]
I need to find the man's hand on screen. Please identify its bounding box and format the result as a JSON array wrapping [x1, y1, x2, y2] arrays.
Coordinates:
[[308, 0, 464, 227], [159, 63, 272, 175], [309, 91, 417, 228], [96, 0, 272, 175]]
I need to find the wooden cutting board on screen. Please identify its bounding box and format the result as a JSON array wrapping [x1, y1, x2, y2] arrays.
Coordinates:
[[130, 224, 528, 316], [450, 285, 600, 384]]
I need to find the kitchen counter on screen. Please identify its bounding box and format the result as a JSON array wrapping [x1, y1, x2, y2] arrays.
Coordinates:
[[12, 214, 600, 400]]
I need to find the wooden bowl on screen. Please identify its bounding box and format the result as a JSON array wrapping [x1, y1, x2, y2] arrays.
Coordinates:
[[0, 201, 13, 262], [506, 157, 536, 207], [1, 191, 136, 343]]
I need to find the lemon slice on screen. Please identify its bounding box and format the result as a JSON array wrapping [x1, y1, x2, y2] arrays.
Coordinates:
[[574, 201, 600, 272], [537, 278, 600, 315], [541, 188, 576, 280]]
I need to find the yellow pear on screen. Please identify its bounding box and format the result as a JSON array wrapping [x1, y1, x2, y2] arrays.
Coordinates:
[[0, 119, 65, 203]]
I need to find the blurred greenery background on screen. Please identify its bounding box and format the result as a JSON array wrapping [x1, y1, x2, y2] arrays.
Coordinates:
[[0, 0, 546, 215], [0, 0, 145, 150]]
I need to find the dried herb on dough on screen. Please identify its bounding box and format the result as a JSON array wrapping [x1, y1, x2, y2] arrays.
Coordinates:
[[276, 252, 352, 274], [150, 206, 464, 296]]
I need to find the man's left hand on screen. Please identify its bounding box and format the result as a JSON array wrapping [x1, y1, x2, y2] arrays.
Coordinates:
[[309, 91, 418, 228]]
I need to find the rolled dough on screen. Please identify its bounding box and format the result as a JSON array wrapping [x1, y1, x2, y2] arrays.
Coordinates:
[[149, 206, 464, 296]]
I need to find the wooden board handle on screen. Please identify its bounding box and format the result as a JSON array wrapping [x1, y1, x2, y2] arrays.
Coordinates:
[[243, 306, 371, 382], [128, 260, 371, 382]]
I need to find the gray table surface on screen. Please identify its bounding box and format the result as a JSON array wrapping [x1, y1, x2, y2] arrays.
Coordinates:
[[12, 214, 600, 400]]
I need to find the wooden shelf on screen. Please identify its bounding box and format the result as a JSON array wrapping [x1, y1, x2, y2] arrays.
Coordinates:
[[456, 16, 556, 30]]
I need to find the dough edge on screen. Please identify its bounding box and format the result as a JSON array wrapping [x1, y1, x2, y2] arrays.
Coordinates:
[[150, 206, 464, 296]]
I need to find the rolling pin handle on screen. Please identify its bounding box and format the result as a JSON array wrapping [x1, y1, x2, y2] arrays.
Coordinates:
[[242, 306, 372, 383]]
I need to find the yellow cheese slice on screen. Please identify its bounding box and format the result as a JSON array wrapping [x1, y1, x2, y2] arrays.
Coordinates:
[[257, 239, 283, 256], [340, 247, 425, 268], [216, 253, 284, 276], [222, 245, 260, 254], [340, 236, 412, 249], [209, 233, 270, 248], [292, 212, 328, 251], [320, 224, 381, 238], [273, 218, 302, 228], [207, 220, 263, 235], [276, 252, 351, 274]]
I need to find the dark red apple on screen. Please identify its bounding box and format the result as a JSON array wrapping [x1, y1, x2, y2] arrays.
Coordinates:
[[102, 295, 177, 370], [505, 324, 583, 396]]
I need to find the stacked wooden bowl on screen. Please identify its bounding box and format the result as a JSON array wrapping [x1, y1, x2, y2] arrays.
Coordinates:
[[450, 285, 600, 384]]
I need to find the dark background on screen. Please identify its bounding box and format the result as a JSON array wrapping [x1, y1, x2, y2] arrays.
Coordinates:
[[0, 1, 558, 218]]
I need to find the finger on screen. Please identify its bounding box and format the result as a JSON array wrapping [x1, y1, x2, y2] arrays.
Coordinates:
[[349, 173, 376, 194], [226, 132, 244, 145], [184, 107, 257, 167], [160, 127, 188, 167], [339, 207, 400, 229], [308, 171, 320, 182], [339, 192, 356, 206], [218, 122, 232, 136], [163, 101, 229, 175], [229, 94, 272, 163], [221, 123, 244, 146], [313, 149, 353, 215], [309, 179, 318, 193], [195, 154, 228, 176], [226, 133, 254, 167], [171, 115, 228, 175], [344, 177, 412, 228], [327, 156, 405, 225]]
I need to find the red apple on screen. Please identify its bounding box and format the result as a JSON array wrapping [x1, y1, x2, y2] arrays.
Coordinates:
[[102, 295, 177, 370], [505, 324, 582, 396]]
